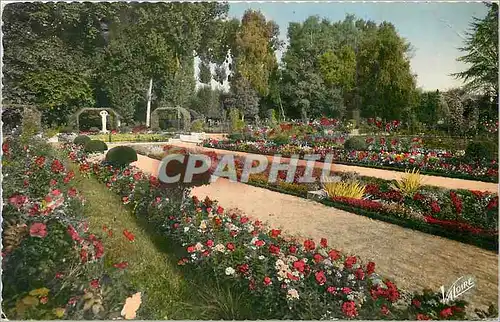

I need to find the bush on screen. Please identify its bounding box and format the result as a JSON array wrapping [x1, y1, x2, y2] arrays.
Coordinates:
[[105, 146, 138, 167], [191, 119, 205, 132], [83, 140, 108, 153], [465, 141, 498, 161], [73, 135, 91, 146], [228, 133, 245, 141], [344, 136, 368, 150], [59, 125, 74, 134]]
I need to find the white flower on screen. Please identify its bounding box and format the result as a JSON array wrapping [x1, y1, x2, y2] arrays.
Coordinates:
[[258, 255, 265, 260], [347, 294, 354, 301], [348, 274, 355, 280], [215, 244, 226, 252], [287, 289, 299, 300], [184, 227, 190, 233], [225, 267, 235, 276], [247, 225, 254, 233], [195, 242, 204, 251], [199, 220, 207, 230]]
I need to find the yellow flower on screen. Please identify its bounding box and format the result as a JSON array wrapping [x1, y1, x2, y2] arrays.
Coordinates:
[[29, 287, 50, 297]]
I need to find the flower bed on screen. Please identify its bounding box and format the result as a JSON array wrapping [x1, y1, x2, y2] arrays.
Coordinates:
[[203, 139, 498, 183], [1, 135, 135, 319], [60, 142, 493, 320], [136, 145, 498, 251]]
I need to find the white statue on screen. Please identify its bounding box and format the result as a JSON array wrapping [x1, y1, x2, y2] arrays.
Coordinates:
[[100, 110, 109, 133]]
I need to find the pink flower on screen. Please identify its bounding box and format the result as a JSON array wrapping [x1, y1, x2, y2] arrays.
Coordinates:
[[90, 279, 100, 289], [263, 276, 272, 286], [29, 223, 47, 238]]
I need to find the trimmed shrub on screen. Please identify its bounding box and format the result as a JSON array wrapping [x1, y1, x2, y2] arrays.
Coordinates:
[[105, 146, 138, 166], [191, 119, 205, 132], [83, 140, 108, 153], [465, 141, 498, 161], [73, 135, 91, 146], [344, 136, 368, 150]]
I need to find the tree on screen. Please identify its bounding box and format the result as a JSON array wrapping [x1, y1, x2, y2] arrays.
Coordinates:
[[198, 60, 212, 84], [232, 10, 281, 96], [357, 21, 417, 121], [454, 2, 498, 97], [225, 73, 260, 120]]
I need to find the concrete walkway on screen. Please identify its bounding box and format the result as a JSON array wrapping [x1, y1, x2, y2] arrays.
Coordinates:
[[124, 142, 499, 192], [131, 154, 498, 310]]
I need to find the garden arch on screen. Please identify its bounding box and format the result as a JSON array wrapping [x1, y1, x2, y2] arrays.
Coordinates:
[[150, 106, 191, 131], [72, 107, 122, 131]]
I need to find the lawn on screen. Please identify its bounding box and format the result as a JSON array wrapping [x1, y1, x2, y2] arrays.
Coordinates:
[[68, 162, 253, 319]]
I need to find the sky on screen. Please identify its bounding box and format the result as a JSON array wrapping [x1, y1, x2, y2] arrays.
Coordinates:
[[226, 1, 490, 91]]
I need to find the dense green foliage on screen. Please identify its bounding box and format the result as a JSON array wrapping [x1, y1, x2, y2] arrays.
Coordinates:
[[83, 140, 108, 153], [2, 2, 497, 134], [73, 135, 91, 146], [105, 146, 138, 167]]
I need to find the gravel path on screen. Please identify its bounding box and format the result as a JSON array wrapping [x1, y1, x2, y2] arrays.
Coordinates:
[[132, 154, 498, 310]]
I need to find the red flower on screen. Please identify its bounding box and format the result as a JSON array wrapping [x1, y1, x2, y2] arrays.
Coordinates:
[[355, 268, 365, 280], [226, 243, 235, 251], [430, 201, 441, 213], [440, 307, 453, 318], [315, 271, 327, 285], [206, 239, 214, 247], [80, 249, 88, 263], [123, 229, 135, 242], [416, 313, 431, 320], [29, 223, 47, 238], [8, 194, 28, 209], [293, 260, 306, 273], [93, 240, 104, 259], [35, 156, 46, 167], [269, 244, 280, 254], [263, 276, 272, 286], [366, 262, 376, 275], [326, 286, 336, 294], [344, 256, 357, 269], [40, 296, 48, 304], [289, 245, 298, 254], [413, 193, 425, 201], [320, 238, 328, 248], [270, 229, 281, 238], [380, 304, 389, 315], [487, 197, 498, 210], [342, 301, 358, 318], [303, 239, 316, 251], [238, 264, 249, 274], [240, 216, 249, 224], [328, 249, 341, 261], [55, 272, 64, 279], [342, 287, 352, 294], [313, 253, 324, 263], [51, 160, 64, 173], [254, 240, 265, 247], [113, 261, 128, 269], [67, 225, 81, 242], [412, 299, 421, 308], [68, 187, 78, 197], [450, 191, 463, 214], [90, 279, 100, 289], [216, 206, 224, 214], [187, 245, 196, 253], [2, 141, 9, 155]]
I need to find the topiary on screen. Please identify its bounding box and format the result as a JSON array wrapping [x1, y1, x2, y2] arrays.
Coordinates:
[[343, 136, 368, 151], [105, 146, 138, 167], [83, 140, 108, 153], [73, 135, 91, 146], [465, 141, 498, 161]]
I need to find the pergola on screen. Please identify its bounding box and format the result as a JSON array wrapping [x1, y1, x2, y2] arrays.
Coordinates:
[[72, 107, 122, 131]]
